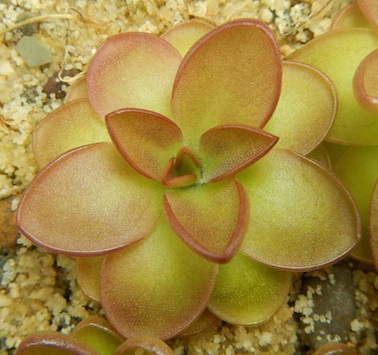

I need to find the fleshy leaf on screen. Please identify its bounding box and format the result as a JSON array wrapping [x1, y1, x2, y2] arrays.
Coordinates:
[[164, 179, 249, 263], [171, 19, 281, 143], [353, 49, 378, 114], [264, 61, 336, 154], [177, 309, 219, 338], [114, 337, 174, 355], [161, 19, 215, 56], [15, 331, 96, 355], [199, 125, 278, 183], [161, 148, 200, 188], [65, 76, 88, 102], [106, 109, 183, 181], [33, 99, 110, 168], [330, 3, 373, 30], [100, 216, 218, 340], [71, 317, 124, 355], [17, 143, 162, 256], [335, 146, 378, 263], [76, 256, 104, 301], [291, 28, 378, 146], [238, 149, 360, 270], [370, 180, 378, 270], [86, 32, 182, 120], [358, 0, 378, 29], [208, 253, 291, 325]]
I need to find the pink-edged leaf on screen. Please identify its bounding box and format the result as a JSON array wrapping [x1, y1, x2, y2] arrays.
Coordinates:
[[100, 216, 218, 340], [76, 256, 104, 302], [71, 317, 124, 355], [17, 143, 162, 256], [330, 3, 373, 30], [15, 331, 97, 355], [114, 337, 174, 355], [264, 61, 336, 155], [238, 149, 360, 271], [33, 99, 110, 168], [106, 109, 183, 181], [65, 76, 88, 102], [177, 309, 219, 338], [163, 179, 249, 263], [161, 19, 215, 56], [199, 125, 278, 183], [86, 32, 181, 120], [291, 29, 378, 146], [358, 0, 378, 29], [171, 19, 281, 143], [370, 179, 378, 270], [353, 49, 378, 114], [207, 253, 292, 325], [161, 147, 200, 188]]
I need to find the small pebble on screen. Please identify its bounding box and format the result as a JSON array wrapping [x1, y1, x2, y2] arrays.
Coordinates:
[[43, 69, 81, 99], [16, 36, 52, 67], [15, 13, 39, 36]]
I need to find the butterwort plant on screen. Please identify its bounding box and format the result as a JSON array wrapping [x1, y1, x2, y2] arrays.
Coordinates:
[[16, 18, 361, 342]]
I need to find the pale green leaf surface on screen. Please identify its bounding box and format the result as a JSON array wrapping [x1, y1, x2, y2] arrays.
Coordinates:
[[291, 29, 378, 146], [17, 143, 162, 255], [238, 149, 360, 270], [171, 19, 281, 143], [161, 19, 215, 56], [264, 61, 336, 154], [207, 253, 291, 325], [100, 216, 218, 340], [335, 146, 378, 262], [86, 33, 181, 120], [33, 99, 110, 168]]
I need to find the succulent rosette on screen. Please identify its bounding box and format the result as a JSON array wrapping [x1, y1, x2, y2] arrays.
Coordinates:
[[16, 19, 360, 340]]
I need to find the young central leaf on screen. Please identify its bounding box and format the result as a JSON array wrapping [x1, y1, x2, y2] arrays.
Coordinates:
[[161, 147, 201, 188]]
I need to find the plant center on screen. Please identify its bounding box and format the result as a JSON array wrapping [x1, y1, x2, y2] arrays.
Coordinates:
[[161, 146, 201, 188]]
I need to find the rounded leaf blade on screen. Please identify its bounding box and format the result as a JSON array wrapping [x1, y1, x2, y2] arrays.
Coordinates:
[[171, 19, 281, 143], [33, 99, 110, 168], [291, 29, 378, 146], [238, 149, 360, 270], [264, 61, 336, 154], [17, 143, 162, 256], [106, 109, 183, 181], [86, 33, 181, 120], [208, 253, 291, 325], [100, 216, 218, 340]]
